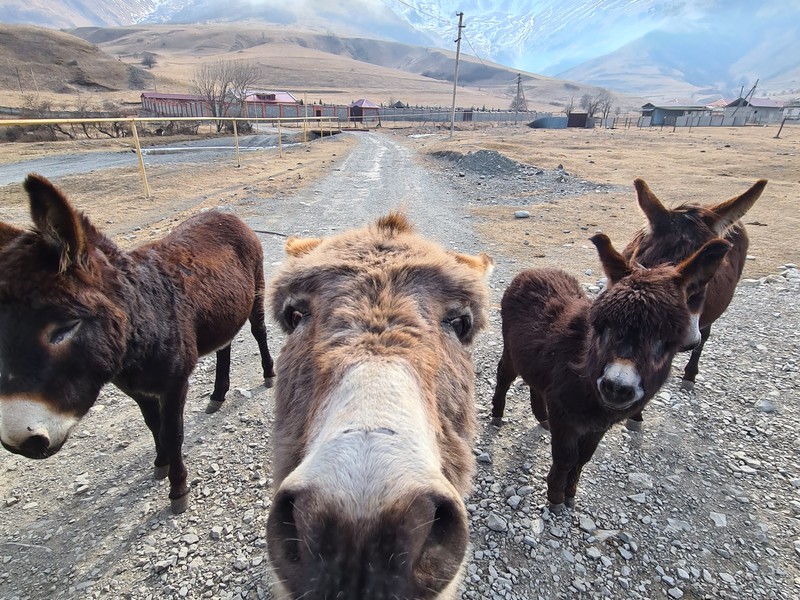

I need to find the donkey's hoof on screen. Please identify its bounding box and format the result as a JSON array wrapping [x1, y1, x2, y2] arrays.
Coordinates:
[[264, 376, 276, 389], [548, 502, 566, 516], [154, 465, 169, 480], [490, 417, 503, 428], [680, 379, 695, 391], [205, 399, 224, 414], [564, 497, 576, 509], [625, 418, 643, 432], [170, 493, 190, 515]]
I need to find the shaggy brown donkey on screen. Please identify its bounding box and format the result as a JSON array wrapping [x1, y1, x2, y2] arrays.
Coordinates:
[[491, 234, 730, 512], [0, 174, 275, 514], [267, 212, 493, 600], [623, 178, 766, 430]]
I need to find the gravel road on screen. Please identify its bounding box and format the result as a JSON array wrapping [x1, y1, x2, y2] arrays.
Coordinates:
[[0, 131, 798, 600]]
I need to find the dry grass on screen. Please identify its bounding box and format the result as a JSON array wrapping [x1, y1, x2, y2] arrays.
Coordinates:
[[0, 134, 357, 248], [402, 124, 800, 279]]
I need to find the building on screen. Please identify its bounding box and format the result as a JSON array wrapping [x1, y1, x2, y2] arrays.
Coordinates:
[[724, 97, 785, 124], [140, 93, 209, 117], [641, 101, 710, 126], [349, 98, 380, 123]]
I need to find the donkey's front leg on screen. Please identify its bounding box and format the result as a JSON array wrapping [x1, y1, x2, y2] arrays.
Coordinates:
[[132, 394, 170, 480], [564, 430, 606, 509], [546, 425, 579, 514], [160, 380, 190, 514]]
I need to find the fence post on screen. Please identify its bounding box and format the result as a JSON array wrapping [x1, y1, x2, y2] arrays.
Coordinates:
[[130, 119, 151, 198], [233, 119, 240, 167], [277, 119, 283, 158]]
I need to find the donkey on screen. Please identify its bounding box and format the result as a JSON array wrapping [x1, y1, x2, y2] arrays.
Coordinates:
[[622, 178, 766, 430], [490, 233, 730, 512], [0, 174, 275, 514], [266, 212, 493, 600]]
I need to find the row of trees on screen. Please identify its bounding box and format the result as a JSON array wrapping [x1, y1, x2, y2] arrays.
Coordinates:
[[192, 60, 263, 132], [565, 90, 615, 120]]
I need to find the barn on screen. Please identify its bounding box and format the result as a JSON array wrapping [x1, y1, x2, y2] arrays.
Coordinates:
[[641, 101, 710, 126], [243, 90, 300, 118], [725, 97, 785, 124]]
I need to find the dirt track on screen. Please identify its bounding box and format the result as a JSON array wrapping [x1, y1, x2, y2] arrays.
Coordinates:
[[0, 129, 798, 600]]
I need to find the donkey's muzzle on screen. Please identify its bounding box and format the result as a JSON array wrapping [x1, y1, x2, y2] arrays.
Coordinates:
[[2, 434, 59, 459], [597, 361, 644, 410], [267, 487, 468, 599]]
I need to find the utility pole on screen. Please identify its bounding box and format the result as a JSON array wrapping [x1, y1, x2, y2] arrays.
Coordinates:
[[515, 73, 522, 126], [449, 11, 464, 137]]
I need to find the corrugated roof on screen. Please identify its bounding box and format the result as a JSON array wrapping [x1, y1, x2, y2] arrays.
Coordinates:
[[350, 98, 379, 108], [245, 90, 298, 103], [141, 92, 205, 101]]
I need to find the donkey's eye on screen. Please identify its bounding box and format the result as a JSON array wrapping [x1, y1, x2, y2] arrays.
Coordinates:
[[49, 320, 81, 345], [445, 314, 472, 341], [283, 304, 310, 333]]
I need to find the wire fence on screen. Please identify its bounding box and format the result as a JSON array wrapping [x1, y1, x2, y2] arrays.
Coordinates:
[[0, 116, 340, 197]]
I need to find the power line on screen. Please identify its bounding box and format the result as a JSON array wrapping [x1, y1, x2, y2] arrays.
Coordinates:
[[390, 0, 453, 25], [461, 30, 488, 66]]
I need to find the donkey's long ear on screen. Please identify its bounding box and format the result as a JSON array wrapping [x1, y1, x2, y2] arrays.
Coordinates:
[[675, 238, 731, 293], [591, 233, 630, 285], [24, 174, 89, 272], [450, 251, 495, 280], [709, 179, 767, 235], [0, 221, 24, 252], [634, 178, 669, 225], [285, 236, 322, 257]]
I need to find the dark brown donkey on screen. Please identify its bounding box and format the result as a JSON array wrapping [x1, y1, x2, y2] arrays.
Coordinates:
[[490, 234, 730, 513], [622, 178, 766, 430], [266, 213, 493, 600], [0, 174, 275, 514]]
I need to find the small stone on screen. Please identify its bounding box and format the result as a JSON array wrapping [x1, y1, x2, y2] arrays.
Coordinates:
[[210, 526, 223, 540], [5, 497, 19, 507], [487, 512, 508, 532], [550, 526, 565, 538], [507, 495, 522, 510], [709, 512, 727, 527], [719, 573, 735, 584], [627, 492, 647, 504], [182, 533, 200, 544], [477, 452, 492, 464], [579, 516, 596, 533], [586, 547, 602, 559], [668, 587, 684, 599], [628, 472, 654, 490], [235, 388, 252, 399], [757, 400, 776, 413], [514, 211, 531, 219], [619, 548, 633, 560]]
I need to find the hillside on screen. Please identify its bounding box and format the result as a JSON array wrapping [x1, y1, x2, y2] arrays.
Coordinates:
[[0, 24, 151, 97], [69, 23, 640, 111]]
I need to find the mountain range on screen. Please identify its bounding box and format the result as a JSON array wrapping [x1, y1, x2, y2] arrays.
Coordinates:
[[1, 0, 798, 101]]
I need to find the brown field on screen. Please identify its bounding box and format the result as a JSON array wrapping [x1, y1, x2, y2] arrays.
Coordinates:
[[404, 123, 800, 279], [0, 123, 796, 279]]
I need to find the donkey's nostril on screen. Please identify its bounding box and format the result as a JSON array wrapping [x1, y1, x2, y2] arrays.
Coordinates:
[[600, 377, 635, 404], [19, 434, 50, 457]]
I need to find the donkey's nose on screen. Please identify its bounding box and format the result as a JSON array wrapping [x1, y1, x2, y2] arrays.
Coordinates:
[[18, 433, 51, 458], [267, 486, 469, 598], [599, 377, 636, 405]]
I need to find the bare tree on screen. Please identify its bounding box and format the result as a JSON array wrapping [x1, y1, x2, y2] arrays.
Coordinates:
[[579, 93, 603, 117], [564, 96, 575, 116], [598, 90, 614, 120], [193, 60, 262, 132], [510, 95, 528, 112]]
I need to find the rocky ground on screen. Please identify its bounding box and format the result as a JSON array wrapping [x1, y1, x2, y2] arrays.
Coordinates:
[[0, 130, 798, 600]]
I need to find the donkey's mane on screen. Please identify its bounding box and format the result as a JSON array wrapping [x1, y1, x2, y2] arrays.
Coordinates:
[[375, 211, 413, 235]]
